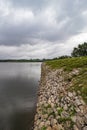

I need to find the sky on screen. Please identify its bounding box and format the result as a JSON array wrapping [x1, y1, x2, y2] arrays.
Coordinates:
[[0, 0, 87, 59]]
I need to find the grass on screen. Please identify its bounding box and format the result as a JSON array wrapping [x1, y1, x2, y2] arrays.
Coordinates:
[[57, 107, 63, 116], [46, 56, 87, 104], [58, 117, 74, 129], [70, 68, 87, 103], [41, 126, 47, 130], [46, 56, 87, 71]]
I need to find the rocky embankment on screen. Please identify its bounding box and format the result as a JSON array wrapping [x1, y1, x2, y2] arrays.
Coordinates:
[[34, 63, 87, 130]]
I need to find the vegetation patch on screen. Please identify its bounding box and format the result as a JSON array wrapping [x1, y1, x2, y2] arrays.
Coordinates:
[[58, 117, 74, 129], [41, 126, 47, 130], [70, 68, 87, 104], [46, 56, 87, 71], [46, 56, 87, 104], [57, 107, 63, 116], [69, 105, 76, 116]]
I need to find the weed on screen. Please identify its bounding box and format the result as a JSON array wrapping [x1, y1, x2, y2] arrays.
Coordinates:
[[41, 126, 47, 130], [46, 56, 87, 72], [57, 107, 63, 116]]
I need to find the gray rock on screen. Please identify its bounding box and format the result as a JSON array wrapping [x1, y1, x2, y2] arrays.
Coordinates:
[[73, 125, 79, 130], [34, 126, 38, 130], [83, 126, 87, 130], [75, 107, 80, 112], [45, 120, 50, 126], [76, 116, 84, 126], [68, 92, 73, 97], [47, 126, 52, 130], [43, 114, 48, 119], [64, 104, 68, 110], [75, 99, 82, 106], [71, 116, 76, 123], [50, 119, 57, 126], [39, 122, 45, 129], [84, 114, 87, 124]]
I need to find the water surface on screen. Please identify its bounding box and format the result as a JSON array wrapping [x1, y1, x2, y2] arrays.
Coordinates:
[[0, 62, 41, 130]]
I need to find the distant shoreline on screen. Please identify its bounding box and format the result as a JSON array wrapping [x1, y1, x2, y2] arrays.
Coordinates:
[[0, 60, 43, 62], [0, 56, 72, 62]]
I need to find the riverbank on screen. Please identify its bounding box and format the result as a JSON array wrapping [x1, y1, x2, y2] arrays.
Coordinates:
[[34, 57, 87, 130]]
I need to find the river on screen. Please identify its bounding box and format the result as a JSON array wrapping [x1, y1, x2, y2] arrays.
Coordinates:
[[0, 62, 41, 130]]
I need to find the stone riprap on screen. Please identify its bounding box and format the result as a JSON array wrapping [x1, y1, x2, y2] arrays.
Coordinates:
[[34, 63, 87, 130]]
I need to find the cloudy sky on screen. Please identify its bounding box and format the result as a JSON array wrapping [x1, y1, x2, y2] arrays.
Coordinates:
[[0, 0, 87, 59]]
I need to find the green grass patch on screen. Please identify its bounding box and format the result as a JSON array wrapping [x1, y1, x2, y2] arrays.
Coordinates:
[[41, 126, 47, 130], [70, 68, 87, 104], [58, 117, 74, 129], [46, 56, 87, 71], [57, 107, 63, 116], [69, 105, 76, 116]]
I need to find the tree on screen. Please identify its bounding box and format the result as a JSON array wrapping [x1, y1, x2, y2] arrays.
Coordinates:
[[71, 42, 87, 57], [58, 55, 71, 59]]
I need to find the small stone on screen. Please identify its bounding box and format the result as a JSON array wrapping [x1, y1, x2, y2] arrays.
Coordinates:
[[64, 104, 68, 110], [79, 105, 84, 113], [55, 110, 58, 116], [71, 116, 76, 122], [45, 121, 50, 127], [75, 99, 82, 106], [56, 116, 60, 120], [84, 114, 87, 124], [80, 100, 85, 105], [51, 103, 55, 108], [34, 126, 38, 130], [76, 116, 84, 126], [52, 124, 64, 130], [43, 114, 48, 119], [47, 108, 53, 114], [39, 122, 45, 129], [52, 124, 59, 130], [34, 115, 38, 121], [73, 91, 76, 96], [48, 99, 51, 104], [48, 115, 54, 120], [58, 124, 64, 130], [61, 111, 69, 118], [77, 90, 81, 94], [68, 92, 73, 97], [47, 126, 52, 130], [44, 103, 49, 107], [83, 126, 87, 130], [73, 125, 79, 130], [75, 108, 80, 112], [66, 96, 70, 101], [36, 119, 40, 125], [50, 119, 57, 126]]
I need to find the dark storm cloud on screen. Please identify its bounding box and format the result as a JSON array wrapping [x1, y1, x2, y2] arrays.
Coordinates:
[[8, 0, 47, 10], [0, 0, 87, 58], [0, 0, 87, 45], [0, 21, 40, 45]]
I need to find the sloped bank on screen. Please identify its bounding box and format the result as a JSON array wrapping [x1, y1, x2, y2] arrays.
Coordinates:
[[34, 60, 87, 130]]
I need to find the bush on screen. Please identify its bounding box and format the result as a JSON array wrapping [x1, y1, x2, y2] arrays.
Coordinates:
[[71, 42, 87, 57]]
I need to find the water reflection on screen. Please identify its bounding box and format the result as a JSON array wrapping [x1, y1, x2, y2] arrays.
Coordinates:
[[0, 63, 41, 130]]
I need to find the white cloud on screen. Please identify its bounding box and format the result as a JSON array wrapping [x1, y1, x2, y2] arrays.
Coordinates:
[[12, 9, 34, 25], [0, 0, 10, 17]]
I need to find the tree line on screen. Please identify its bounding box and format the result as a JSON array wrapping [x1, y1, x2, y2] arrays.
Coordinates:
[[71, 42, 87, 57], [56, 42, 87, 59]]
